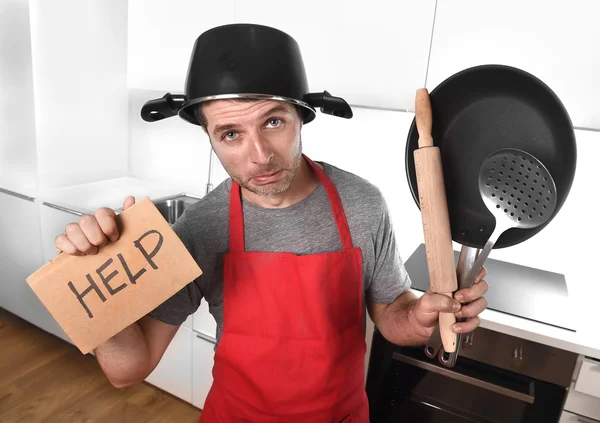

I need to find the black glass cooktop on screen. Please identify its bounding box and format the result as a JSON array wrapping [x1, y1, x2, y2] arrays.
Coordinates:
[[404, 243, 576, 332]]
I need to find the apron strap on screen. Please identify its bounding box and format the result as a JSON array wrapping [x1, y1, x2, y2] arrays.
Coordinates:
[[303, 155, 354, 251], [229, 154, 354, 252]]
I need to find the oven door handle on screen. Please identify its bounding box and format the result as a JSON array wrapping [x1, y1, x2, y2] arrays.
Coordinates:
[[392, 352, 535, 404]]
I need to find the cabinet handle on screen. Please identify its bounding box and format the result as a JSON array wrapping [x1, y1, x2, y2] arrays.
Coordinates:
[[42, 202, 84, 216], [196, 332, 217, 345], [0, 187, 35, 202], [393, 352, 535, 404]]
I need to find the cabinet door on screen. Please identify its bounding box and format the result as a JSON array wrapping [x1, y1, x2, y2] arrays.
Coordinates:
[[127, 0, 235, 91], [235, 0, 436, 111], [0, 191, 69, 341], [192, 333, 216, 410], [29, 0, 130, 190], [427, 0, 600, 130], [145, 325, 193, 403]]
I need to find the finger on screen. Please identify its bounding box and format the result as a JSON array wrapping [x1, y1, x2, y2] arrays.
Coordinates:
[[419, 291, 461, 315], [95, 207, 119, 242], [123, 196, 135, 210], [55, 233, 84, 256], [475, 265, 487, 284], [455, 297, 488, 319], [453, 316, 481, 333], [65, 222, 99, 255], [79, 214, 109, 249], [454, 279, 489, 303]]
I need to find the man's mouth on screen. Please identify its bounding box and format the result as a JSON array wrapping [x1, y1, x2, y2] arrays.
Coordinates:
[[251, 170, 283, 184]]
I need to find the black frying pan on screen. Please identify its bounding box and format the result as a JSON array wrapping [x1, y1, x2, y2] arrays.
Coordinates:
[[405, 64, 577, 249]]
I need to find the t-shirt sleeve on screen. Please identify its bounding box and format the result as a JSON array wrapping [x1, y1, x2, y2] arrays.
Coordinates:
[[366, 196, 412, 304], [146, 212, 203, 326]]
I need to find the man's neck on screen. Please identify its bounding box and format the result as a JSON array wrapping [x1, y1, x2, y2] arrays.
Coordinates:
[[241, 158, 322, 209]]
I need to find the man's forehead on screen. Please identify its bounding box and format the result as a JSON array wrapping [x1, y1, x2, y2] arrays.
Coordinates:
[[203, 99, 295, 116]]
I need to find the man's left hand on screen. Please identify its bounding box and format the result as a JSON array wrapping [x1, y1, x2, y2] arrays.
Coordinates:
[[412, 266, 489, 335]]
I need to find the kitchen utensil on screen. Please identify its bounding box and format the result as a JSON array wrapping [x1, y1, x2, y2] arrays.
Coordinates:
[[139, 23, 352, 126], [405, 65, 576, 250], [426, 148, 557, 367], [413, 88, 459, 353]]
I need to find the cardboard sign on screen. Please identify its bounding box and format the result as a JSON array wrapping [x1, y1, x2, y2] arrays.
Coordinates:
[[26, 197, 202, 354]]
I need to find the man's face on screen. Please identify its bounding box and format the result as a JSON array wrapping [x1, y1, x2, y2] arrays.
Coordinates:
[[202, 99, 303, 196]]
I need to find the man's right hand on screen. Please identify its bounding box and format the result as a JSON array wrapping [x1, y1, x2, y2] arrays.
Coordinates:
[[55, 196, 136, 256]]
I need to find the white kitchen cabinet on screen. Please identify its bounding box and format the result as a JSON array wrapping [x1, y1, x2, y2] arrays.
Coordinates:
[[193, 298, 217, 339], [145, 325, 194, 403], [0, 0, 38, 198], [235, 0, 436, 112], [127, 0, 236, 92], [574, 358, 600, 399], [0, 190, 69, 343], [563, 355, 600, 421], [427, 0, 600, 130], [29, 0, 129, 191], [192, 333, 216, 410]]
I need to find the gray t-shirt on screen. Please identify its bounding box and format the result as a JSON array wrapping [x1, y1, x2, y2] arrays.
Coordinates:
[[148, 161, 411, 344]]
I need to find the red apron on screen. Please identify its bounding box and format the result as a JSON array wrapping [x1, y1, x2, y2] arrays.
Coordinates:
[[200, 155, 369, 423]]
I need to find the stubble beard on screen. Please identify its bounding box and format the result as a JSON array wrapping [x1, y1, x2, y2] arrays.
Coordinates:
[[234, 138, 303, 197]]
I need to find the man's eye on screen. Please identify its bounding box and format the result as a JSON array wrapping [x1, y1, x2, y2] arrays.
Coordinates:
[[267, 118, 282, 128], [223, 131, 238, 141]]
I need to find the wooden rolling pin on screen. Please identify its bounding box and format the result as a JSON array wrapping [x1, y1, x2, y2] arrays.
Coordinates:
[[413, 88, 459, 353]]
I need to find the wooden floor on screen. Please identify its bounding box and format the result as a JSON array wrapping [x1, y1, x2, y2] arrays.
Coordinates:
[[0, 308, 201, 422]]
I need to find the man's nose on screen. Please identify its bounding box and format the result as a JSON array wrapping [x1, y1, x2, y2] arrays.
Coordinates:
[[248, 132, 273, 164]]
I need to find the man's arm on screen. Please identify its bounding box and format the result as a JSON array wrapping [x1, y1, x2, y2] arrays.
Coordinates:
[[367, 267, 489, 346], [94, 316, 180, 388]]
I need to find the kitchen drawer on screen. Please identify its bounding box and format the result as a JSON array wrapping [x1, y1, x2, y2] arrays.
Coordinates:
[[564, 373, 600, 421], [575, 358, 600, 398], [560, 410, 600, 423]]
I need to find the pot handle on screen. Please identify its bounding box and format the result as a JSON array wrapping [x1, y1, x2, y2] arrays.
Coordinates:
[[305, 90, 353, 119], [140, 93, 186, 122]]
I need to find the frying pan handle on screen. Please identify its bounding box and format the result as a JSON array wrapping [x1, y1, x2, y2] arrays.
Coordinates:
[[304, 90, 353, 119], [140, 93, 187, 122], [415, 88, 434, 147]]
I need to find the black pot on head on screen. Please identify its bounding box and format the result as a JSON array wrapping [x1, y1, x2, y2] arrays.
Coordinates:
[[140, 23, 353, 126]]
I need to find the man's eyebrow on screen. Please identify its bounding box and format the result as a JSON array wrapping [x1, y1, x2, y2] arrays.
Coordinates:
[[212, 123, 239, 135]]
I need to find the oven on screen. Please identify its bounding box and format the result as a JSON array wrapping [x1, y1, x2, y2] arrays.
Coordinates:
[[366, 326, 578, 423]]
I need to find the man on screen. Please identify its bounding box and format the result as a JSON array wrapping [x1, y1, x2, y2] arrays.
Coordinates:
[[55, 24, 488, 422]]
